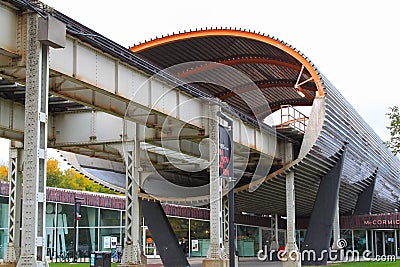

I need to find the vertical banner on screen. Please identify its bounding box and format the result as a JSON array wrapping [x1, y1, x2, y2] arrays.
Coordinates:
[[219, 125, 233, 178]]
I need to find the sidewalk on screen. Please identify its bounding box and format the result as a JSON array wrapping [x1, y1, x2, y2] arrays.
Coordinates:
[[146, 257, 283, 266]]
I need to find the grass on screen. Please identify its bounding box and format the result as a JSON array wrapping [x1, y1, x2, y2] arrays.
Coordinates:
[[331, 260, 399, 267]]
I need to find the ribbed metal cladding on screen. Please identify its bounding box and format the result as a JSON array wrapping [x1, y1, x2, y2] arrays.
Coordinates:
[[235, 74, 400, 217]]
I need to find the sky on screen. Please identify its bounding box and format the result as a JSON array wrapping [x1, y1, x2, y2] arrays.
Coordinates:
[[1, 0, 399, 164]]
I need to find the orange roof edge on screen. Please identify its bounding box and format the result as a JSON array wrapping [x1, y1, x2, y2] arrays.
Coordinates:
[[131, 29, 324, 97]]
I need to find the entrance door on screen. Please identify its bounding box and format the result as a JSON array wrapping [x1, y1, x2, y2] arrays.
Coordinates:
[[384, 231, 395, 256], [142, 226, 159, 258]]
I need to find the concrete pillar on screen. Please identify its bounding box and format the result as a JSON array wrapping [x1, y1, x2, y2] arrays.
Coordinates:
[[121, 125, 144, 266], [4, 144, 23, 264]]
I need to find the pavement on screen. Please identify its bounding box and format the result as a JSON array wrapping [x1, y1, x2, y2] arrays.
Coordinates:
[[146, 257, 283, 267]]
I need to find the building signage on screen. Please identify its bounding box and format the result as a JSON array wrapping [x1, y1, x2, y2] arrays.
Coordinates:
[[341, 213, 400, 229], [219, 125, 233, 178]]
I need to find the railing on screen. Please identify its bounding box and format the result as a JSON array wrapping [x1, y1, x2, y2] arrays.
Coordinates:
[[278, 105, 309, 133]]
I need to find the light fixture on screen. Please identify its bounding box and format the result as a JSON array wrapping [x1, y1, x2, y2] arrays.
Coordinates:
[[295, 85, 306, 98], [296, 89, 306, 98]]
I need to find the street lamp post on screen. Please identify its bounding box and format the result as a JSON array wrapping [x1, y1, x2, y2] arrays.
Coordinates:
[[73, 196, 84, 263]]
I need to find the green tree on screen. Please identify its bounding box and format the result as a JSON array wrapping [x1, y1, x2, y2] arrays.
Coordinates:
[[386, 106, 400, 155], [0, 165, 8, 182]]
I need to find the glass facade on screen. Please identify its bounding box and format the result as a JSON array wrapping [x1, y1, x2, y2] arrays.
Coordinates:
[[0, 193, 399, 260], [43, 202, 124, 260], [189, 219, 210, 257], [236, 225, 259, 256], [0, 197, 8, 259]]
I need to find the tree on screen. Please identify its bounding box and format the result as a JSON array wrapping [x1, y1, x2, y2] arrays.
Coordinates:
[[0, 159, 118, 194], [0, 165, 8, 182], [386, 106, 400, 155], [47, 158, 63, 187], [46, 159, 118, 194]]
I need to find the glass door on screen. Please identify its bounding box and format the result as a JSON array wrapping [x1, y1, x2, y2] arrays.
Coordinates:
[[384, 231, 395, 256], [142, 226, 159, 258]]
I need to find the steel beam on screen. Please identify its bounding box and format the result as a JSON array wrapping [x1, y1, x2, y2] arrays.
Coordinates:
[[121, 126, 142, 265], [4, 143, 23, 263], [17, 13, 49, 267], [207, 104, 224, 259]]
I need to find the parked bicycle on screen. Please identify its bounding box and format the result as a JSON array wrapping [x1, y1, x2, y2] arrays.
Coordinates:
[[58, 250, 72, 262]]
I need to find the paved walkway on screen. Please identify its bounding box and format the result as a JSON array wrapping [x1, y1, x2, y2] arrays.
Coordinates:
[[147, 257, 283, 266]]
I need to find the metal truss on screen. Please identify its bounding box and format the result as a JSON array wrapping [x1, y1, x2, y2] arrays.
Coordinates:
[[4, 145, 23, 263]]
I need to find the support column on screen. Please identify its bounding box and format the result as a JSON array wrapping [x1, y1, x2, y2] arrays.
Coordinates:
[[353, 169, 378, 215], [4, 144, 23, 265], [223, 196, 229, 257], [301, 144, 347, 266], [283, 142, 300, 267], [17, 13, 49, 267], [121, 127, 144, 266], [332, 198, 341, 249], [271, 214, 279, 251], [204, 104, 225, 266]]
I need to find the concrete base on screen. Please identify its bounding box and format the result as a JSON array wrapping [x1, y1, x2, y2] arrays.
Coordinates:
[[0, 263, 17, 267], [4, 243, 16, 263], [202, 258, 229, 267], [282, 244, 301, 267]]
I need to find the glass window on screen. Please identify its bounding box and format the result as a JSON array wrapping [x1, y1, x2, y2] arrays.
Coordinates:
[[45, 203, 57, 258], [54, 203, 74, 256], [79, 206, 98, 227], [340, 229, 353, 251], [190, 219, 210, 239], [168, 217, 189, 240], [0, 229, 8, 260], [353, 230, 367, 253], [0, 201, 8, 228], [57, 203, 74, 228], [77, 227, 98, 257], [397, 230, 400, 257], [190, 219, 210, 257], [237, 225, 259, 256], [100, 209, 120, 227], [99, 228, 121, 251], [278, 231, 286, 247]]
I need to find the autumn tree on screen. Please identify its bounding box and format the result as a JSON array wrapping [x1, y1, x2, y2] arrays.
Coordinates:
[[0, 165, 8, 182], [47, 158, 63, 187], [46, 159, 117, 194], [386, 106, 400, 155]]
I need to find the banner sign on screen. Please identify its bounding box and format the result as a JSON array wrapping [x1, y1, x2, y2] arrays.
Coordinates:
[[219, 125, 233, 178]]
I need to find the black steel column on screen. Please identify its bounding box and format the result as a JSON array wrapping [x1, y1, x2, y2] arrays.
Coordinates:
[[353, 168, 378, 215], [301, 144, 348, 266]]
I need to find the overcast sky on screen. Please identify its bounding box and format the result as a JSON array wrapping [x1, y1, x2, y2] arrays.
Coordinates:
[[1, 0, 399, 164]]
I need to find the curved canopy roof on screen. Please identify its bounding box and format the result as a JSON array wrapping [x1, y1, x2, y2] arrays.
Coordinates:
[[131, 29, 324, 117]]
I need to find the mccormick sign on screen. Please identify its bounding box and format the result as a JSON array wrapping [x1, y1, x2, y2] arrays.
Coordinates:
[[341, 213, 400, 229]]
